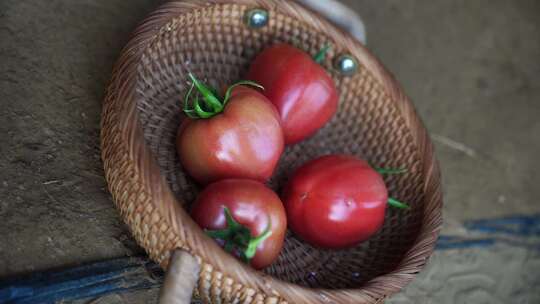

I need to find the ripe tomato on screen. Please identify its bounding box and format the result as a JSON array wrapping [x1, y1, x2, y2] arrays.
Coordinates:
[[191, 179, 287, 269], [247, 43, 338, 144], [283, 155, 395, 249], [177, 74, 284, 184]]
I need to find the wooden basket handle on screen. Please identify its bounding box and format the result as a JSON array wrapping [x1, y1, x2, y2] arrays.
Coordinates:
[[158, 250, 200, 304]]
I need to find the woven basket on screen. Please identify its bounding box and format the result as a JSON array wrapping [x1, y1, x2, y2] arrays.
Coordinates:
[[100, 0, 443, 303]]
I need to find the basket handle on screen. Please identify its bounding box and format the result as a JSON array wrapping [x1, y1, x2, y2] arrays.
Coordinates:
[[158, 249, 200, 304]]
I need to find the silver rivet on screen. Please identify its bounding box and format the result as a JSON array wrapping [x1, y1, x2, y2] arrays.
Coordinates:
[[335, 54, 358, 76], [245, 8, 269, 29]]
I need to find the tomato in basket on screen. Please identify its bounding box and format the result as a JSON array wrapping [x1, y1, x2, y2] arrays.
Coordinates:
[[247, 43, 338, 144], [282, 155, 408, 249], [177, 74, 284, 185], [191, 179, 287, 269]]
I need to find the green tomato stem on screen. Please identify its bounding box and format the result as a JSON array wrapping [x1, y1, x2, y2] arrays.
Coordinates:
[[375, 167, 407, 175], [204, 206, 272, 265], [372, 165, 410, 209], [223, 207, 241, 230], [388, 197, 410, 209], [183, 83, 199, 119], [183, 73, 264, 119], [205, 229, 230, 240], [223, 80, 264, 106], [314, 44, 331, 64], [244, 220, 272, 260], [224, 241, 234, 253], [194, 96, 214, 118], [188, 73, 223, 113]]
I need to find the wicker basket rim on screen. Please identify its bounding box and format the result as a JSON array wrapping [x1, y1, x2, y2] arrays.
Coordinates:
[[100, 1, 443, 303]]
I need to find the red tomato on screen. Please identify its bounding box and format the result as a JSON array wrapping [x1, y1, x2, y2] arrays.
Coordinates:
[[247, 43, 338, 144], [283, 155, 388, 249], [177, 75, 284, 184], [191, 179, 287, 269]]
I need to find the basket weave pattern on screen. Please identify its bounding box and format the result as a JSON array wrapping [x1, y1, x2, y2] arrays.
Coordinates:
[[101, 1, 443, 303]]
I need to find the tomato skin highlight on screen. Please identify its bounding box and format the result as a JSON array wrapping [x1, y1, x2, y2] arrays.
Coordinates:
[[177, 86, 284, 185], [191, 179, 287, 269], [247, 44, 338, 144], [283, 155, 388, 249]]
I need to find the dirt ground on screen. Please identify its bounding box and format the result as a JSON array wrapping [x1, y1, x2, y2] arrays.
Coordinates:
[[1, 0, 540, 302], [0, 0, 168, 276]]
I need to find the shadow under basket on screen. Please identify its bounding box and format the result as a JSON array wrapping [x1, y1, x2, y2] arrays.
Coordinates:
[[101, 0, 443, 303]]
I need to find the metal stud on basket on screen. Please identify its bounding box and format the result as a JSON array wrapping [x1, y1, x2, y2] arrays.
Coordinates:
[[245, 8, 269, 29], [335, 54, 358, 76]]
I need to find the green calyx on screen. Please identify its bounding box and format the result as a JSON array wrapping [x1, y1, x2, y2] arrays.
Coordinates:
[[314, 44, 331, 64], [388, 197, 410, 209], [205, 207, 272, 264], [374, 167, 407, 175], [183, 73, 264, 119], [374, 166, 410, 210]]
